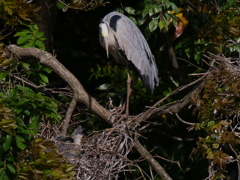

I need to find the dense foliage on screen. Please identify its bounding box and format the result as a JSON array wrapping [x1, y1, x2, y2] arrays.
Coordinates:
[[0, 0, 240, 179]]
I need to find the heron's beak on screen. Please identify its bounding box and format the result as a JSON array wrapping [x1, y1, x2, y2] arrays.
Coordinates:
[[104, 37, 109, 58]]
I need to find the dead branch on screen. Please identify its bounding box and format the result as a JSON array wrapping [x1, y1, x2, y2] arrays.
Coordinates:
[[133, 78, 206, 125], [175, 113, 199, 126], [134, 139, 173, 180], [61, 94, 77, 135]]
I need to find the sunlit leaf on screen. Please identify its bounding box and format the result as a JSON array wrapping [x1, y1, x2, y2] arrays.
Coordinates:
[[14, 29, 30, 37], [35, 40, 45, 50], [16, 135, 26, 150], [170, 2, 179, 13], [149, 19, 158, 32], [38, 73, 49, 84], [125, 7, 135, 15], [142, 5, 151, 18], [21, 40, 35, 48], [17, 34, 32, 45]]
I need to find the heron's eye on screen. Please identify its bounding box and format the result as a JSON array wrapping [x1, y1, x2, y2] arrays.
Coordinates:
[[99, 22, 109, 38]]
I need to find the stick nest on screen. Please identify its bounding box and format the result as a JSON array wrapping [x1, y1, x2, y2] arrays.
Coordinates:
[[55, 124, 138, 179]]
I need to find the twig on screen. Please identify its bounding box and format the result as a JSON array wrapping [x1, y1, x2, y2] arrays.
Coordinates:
[[175, 113, 199, 126], [228, 144, 240, 180], [9, 73, 47, 88], [153, 73, 206, 108], [134, 77, 207, 125], [177, 57, 206, 71], [155, 155, 182, 170], [159, 130, 197, 141]]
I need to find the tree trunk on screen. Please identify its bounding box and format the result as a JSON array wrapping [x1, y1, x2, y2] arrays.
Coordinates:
[[34, 0, 58, 53]]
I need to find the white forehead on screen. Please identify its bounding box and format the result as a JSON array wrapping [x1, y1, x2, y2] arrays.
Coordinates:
[[99, 22, 109, 37]]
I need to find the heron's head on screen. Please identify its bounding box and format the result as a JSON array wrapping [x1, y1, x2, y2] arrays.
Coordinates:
[[99, 21, 109, 58]]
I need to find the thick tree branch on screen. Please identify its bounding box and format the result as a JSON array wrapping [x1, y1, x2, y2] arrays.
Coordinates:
[[4, 45, 111, 122], [134, 139, 173, 180], [61, 94, 77, 135]]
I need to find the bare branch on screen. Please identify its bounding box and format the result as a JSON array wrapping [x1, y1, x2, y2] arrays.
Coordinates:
[[61, 94, 77, 135], [155, 155, 182, 170], [134, 139, 173, 180], [228, 144, 240, 180], [133, 77, 207, 125], [175, 113, 199, 126]]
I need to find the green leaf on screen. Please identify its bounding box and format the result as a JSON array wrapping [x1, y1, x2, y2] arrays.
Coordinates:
[[39, 73, 49, 84], [0, 169, 9, 180], [125, 7, 135, 15], [32, 103, 37, 109], [172, 16, 178, 27], [45, 112, 61, 120], [24, 110, 30, 116], [6, 164, 15, 174], [56, 2, 65, 10], [185, 47, 191, 59], [3, 135, 12, 152], [35, 40, 45, 50], [16, 34, 32, 45], [142, 5, 151, 18], [158, 20, 165, 30], [16, 135, 26, 150], [164, 11, 171, 21], [21, 40, 35, 48], [164, 0, 171, 8], [138, 17, 147, 26], [14, 29, 30, 37], [35, 31, 44, 38], [153, 4, 161, 14], [34, 93, 45, 102], [17, 98, 29, 105], [42, 67, 52, 73], [29, 114, 40, 135], [129, 16, 137, 25], [20, 62, 30, 72], [0, 71, 8, 82], [15, 85, 33, 93], [17, 126, 35, 135], [149, 19, 158, 32], [170, 2, 179, 13], [8, 88, 16, 99], [148, 6, 154, 17], [15, 85, 35, 97], [29, 24, 38, 31]]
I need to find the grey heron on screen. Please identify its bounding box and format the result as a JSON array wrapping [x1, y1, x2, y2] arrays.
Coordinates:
[[99, 11, 159, 114]]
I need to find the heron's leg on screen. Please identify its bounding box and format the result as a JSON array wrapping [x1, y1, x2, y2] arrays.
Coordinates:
[[125, 72, 132, 116]]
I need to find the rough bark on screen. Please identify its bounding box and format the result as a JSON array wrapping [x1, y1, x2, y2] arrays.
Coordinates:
[[34, 0, 58, 52]]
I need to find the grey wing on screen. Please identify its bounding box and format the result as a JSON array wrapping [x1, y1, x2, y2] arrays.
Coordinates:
[[108, 12, 159, 92]]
